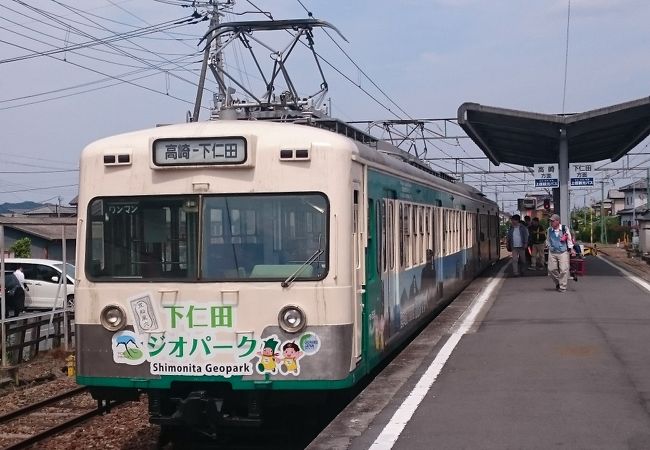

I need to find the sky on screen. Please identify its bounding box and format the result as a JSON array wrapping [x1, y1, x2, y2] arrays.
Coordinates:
[[1, 0, 649, 212]]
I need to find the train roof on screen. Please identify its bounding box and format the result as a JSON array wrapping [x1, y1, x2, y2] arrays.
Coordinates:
[[83, 119, 495, 207]]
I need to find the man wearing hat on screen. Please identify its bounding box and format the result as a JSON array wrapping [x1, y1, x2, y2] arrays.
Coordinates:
[[546, 214, 576, 292]]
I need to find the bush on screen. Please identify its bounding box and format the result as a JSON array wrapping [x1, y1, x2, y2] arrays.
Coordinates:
[[10, 237, 31, 258]]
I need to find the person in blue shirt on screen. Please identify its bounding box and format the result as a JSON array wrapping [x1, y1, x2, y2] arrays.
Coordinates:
[[506, 214, 529, 277], [546, 214, 576, 292]]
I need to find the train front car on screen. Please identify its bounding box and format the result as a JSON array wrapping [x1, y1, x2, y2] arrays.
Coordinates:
[[75, 121, 364, 434]]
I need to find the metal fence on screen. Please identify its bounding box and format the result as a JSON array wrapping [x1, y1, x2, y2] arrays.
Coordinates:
[[1, 310, 74, 366], [1, 219, 75, 367]]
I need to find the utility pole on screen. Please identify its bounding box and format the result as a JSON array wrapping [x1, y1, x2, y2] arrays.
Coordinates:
[[590, 205, 593, 244], [192, 2, 227, 121], [647, 167, 650, 210], [600, 180, 606, 243], [633, 181, 637, 226]]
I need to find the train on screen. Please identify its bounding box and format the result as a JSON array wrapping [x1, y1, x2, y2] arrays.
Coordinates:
[[74, 117, 499, 437]]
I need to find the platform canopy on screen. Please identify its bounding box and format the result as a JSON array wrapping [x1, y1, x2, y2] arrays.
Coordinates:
[[457, 96, 650, 167]]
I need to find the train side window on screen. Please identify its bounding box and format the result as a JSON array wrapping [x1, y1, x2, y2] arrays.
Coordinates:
[[398, 203, 404, 269], [379, 200, 388, 272], [388, 201, 395, 271], [442, 209, 447, 256], [412, 205, 419, 265]]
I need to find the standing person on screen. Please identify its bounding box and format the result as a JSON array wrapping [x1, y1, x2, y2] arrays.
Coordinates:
[[523, 215, 532, 266], [13, 265, 25, 285], [12, 265, 26, 315], [528, 217, 547, 270], [546, 214, 576, 293], [506, 214, 529, 277]]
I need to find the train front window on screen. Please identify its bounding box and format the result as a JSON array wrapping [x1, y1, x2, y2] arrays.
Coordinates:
[[201, 194, 328, 281], [86, 197, 199, 279], [86, 193, 328, 282]]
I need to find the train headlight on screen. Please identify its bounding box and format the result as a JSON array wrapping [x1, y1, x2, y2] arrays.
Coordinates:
[[100, 305, 127, 331], [278, 305, 306, 333]]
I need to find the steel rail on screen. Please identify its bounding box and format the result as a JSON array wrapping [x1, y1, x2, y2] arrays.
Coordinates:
[[0, 385, 88, 424], [2, 397, 124, 450]]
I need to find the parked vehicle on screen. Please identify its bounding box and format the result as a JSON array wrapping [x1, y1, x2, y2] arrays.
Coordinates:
[[2, 258, 75, 310]]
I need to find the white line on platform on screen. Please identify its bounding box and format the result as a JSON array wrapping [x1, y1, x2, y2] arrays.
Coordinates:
[[597, 255, 650, 294], [369, 264, 508, 450]]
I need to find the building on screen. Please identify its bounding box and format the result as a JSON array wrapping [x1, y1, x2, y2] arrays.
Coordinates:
[[0, 217, 76, 263], [607, 189, 625, 215], [23, 203, 77, 217], [617, 180, 649, 227]]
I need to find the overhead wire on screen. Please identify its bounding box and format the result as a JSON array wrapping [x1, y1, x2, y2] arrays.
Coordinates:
[[39, 0, 212, 94], [2, 1, 195, 65], [0, 3, 201, 62], [0, 0, 212, 108], [0, 184, 78, 194], [0, 38, 200, 107]]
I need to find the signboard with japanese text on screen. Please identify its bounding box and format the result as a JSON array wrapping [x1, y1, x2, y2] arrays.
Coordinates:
[[569, 163, 595, 187], [110, 294, 321, 377], [534, 163, 559, 188], [153, 137, 247, 166]]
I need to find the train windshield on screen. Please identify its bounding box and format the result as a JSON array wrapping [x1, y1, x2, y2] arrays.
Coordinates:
[[86, 193, 328, 281]]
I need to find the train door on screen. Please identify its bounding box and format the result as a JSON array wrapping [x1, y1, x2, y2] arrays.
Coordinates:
[[384, 191, 397, 344], [433, 206, 443, 299], [476, 209, 481, 264], [487, 211, 493, 261], [352, 178, 365, 361]]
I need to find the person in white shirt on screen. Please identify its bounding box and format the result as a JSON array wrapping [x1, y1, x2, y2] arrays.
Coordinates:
[[11, 266, 26, 315], [13, 266, 25, 285], [546, 214, 576, 293]]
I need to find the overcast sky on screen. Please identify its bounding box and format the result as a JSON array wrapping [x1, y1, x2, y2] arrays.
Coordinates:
[[1, 0, 649, 211]]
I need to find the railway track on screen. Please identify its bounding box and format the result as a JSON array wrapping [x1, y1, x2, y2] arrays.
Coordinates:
[[0, 385, 120, 449]]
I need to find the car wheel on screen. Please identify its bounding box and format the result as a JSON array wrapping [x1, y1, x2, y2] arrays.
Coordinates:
[[66, 295, 74, 310]]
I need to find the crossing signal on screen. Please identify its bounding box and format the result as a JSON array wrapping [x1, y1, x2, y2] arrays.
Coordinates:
[[543, 198, 551, 210]]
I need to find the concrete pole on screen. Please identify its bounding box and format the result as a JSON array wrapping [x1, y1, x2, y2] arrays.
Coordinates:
[[192, 3, 221, 121], [590, 206, 593, 244], [559, 128, 570, 229], [647, 167, 649, 210], [62, 226, 68, 352], [600, 181, 606, 243], [0, 225, 6, 368]]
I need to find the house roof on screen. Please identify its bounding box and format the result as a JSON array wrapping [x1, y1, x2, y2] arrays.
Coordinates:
[[23, 204, 77, 216], [607, 189, 625, 200], [0, 217, 77, 241], [617, 205, 650, 215], [619, 180, 648, 192]]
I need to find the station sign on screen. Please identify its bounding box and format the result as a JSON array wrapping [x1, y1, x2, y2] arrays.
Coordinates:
[[570, 163, 594, 187], [518, 198, 536, 211], [153, 137, 247, 166], [533, 163, 559, 188]]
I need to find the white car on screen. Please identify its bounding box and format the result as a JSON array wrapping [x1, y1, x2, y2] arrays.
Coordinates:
[[3, 258, 75, 310]]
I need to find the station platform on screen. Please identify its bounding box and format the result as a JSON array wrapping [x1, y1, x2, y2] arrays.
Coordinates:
[[308, 255, 650, 450]]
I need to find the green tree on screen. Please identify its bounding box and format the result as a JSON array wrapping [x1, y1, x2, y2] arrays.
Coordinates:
[[10, 237, 31, 258]]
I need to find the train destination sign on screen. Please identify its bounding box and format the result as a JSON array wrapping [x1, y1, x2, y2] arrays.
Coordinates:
[[533, 163, 559, 188], [153, 137, 247, 166], [569, 163, 595, 187]]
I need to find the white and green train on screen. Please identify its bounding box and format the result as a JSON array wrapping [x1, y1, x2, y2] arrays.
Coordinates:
[[75, 119, 499, 435]]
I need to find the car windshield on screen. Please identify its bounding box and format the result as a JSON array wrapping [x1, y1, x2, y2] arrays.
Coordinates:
[[53, 263, 75, 277], [86, 193, 329, 282]]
